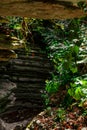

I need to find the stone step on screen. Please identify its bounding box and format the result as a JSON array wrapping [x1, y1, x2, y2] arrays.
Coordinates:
[[15, 92, 42, 98], [11, 77, 46, 83], [15, 93, 43, 103], [10, 59, 51, 68], [16, 50, 47, 57], [17, 83, 45, 88], [15, 48, 46, 56], [15, 47, 44, 53], [15, 48, 47, 57], [3, 102, 43, 114], [7, 72, 50, 79], [13, 87, 43, 94], [0, 69, 51, 79], [9, 65, 51, 74], [17, 55, 49, 62]]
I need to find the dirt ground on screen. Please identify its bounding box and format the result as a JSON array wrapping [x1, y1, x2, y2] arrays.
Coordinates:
[[0, 0, 86, 19]]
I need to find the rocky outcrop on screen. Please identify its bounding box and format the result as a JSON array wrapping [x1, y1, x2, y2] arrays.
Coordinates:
[[0, 46, 53, 129], [0, 0, 86, 19], [0, 46, 52, 113], [0, 79, 16, 113], [0, 119, 6, 130]]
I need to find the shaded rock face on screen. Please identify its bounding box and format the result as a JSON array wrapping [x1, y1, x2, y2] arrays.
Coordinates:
[[0, 47, 52, 114], [0, 46, 52, 129], [0, 119, 6, 130], [0, 79, 16, 114], [0, 79, 16, 99]]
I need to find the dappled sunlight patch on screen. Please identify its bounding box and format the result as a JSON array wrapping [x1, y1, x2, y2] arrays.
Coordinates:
[[0, 50, 17, 61]]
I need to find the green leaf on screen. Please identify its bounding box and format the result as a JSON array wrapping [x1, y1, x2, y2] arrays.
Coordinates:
[[14, 24, 22, 30], [68, 88, 74, 97], [75, 87, 82, 100], [70, 66, 77, 73], [82, 80, 87, 86], [74, 45, 79, 54]]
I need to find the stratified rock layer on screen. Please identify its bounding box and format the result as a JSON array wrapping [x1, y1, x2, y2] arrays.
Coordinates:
[[0, 0, 86, 19], [0, 46, 52, 113]]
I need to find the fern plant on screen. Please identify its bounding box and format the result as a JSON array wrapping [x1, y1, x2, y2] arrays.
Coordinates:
[[42, 18, 87, 108]]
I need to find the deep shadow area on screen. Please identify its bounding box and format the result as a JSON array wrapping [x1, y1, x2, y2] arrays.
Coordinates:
[[38, 0, 79, 9], [0, 107, 41, 123]]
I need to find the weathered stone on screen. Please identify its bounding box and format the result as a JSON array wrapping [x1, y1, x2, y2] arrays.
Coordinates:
[[0, 119, 6, 130], [0, 50, 17, 62], [0, 79, 16, 99], [13, 125, 22, 130], [0, 79, 16, 113], [0, 0, 86, 19], [0, 47, 52, 112], [0, 43, 52, 130]]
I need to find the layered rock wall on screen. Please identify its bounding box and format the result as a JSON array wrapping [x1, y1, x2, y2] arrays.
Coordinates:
[[0, 47, 52, 112]]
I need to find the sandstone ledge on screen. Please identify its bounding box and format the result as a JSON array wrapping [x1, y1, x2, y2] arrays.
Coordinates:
[[0, 0, 87, 19]]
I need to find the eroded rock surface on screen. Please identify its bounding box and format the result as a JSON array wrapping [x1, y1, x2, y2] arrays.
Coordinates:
[[0, 46, 52, 130], [0, 79, 16, 99], [0, 0, 86, 19]]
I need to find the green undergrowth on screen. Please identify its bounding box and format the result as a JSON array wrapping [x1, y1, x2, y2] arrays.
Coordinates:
[[39, 18, 87, 111]]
